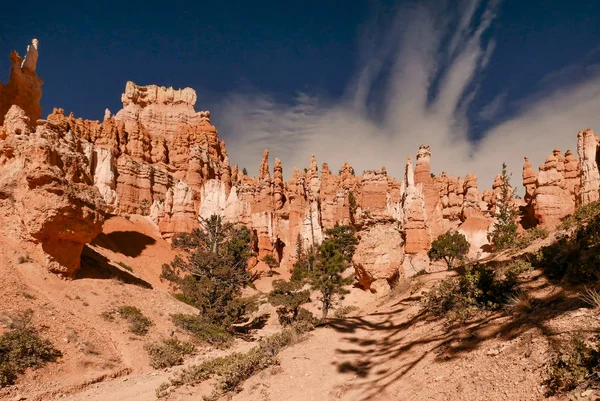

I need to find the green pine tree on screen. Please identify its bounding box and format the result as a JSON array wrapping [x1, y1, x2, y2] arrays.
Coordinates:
[[310, 239, 353, 320], [428, 231, 470, 269], [490, 163, 519, 251]]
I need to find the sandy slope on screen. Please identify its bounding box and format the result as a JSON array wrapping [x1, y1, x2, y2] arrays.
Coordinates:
[[230, 270, 596, 401], [1, 216, 596, 401], [0, 216, 198, 400], [60, 268, 595, 401]]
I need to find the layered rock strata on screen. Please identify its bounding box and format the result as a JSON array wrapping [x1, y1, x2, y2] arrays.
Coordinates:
[[0, 105, 105, 275], [522, 132, 599, 228], [5, 39, 600, 289]]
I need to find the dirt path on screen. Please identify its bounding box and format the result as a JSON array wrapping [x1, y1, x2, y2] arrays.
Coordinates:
[[231, 271, 561, 401]]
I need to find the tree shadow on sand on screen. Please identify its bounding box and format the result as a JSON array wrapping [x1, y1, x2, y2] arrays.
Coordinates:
[[77, 245, 153, 289], [326, 270, 595, 401]]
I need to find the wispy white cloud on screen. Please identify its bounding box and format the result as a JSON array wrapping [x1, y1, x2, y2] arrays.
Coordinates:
[[214, 0, 600, 192], [478, 91, 506, 121]]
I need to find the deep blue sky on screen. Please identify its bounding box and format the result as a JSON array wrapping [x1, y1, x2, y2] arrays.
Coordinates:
[[2, 1, 600, 148], [2, 1, 371, 119]]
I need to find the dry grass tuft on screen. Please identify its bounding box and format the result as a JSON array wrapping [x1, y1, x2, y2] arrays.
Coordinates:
[[579, 287, 600, 310], [504, 290, 533, 314]]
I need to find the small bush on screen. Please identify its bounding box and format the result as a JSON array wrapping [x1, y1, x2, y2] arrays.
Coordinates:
[[294, 308, 319, 327], [102, 306, 152, 335], [537, 210, 600, 282], [101, 311, 115, 321], [261, 254, 279, 276], [422, 262, 522, 321], [157, 322, 314, 399], [118, 306, 153, 336], [545, 335, 600, 395], [505, 259, 533, 276], [504, 290, 533, 314], [428, 231, 470, 269], [422, 277, 477, 321], [333, 305, 359, 318], [268, 280, 311, 326], [513, 227, 550, 249], [580, 287, 600, 310], [0, 310, 61, 387], [139, 199, 151, 216], [146, 338, 196, 369], [171, 314, 232, 347], [17, 255, 32, 264], [117, 261, 134, 272]]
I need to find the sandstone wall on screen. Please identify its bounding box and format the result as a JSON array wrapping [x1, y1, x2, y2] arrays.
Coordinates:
[[5, 38, 600, 288]]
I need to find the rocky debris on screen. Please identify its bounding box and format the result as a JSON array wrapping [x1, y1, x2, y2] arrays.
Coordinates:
[[0, 39, 43, 126]]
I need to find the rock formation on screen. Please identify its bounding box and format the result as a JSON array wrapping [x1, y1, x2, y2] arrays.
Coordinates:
[[532, 151, 575, 227], [0, 105, 105, 276], [578, 129, 600, 205], [523, 145, 588, 227], [0, 39, 43, 125], [5, 38, 600, 289], [353, 218, 404, 294], [414, 146, 444, 237], [402, 156, 429, 254]]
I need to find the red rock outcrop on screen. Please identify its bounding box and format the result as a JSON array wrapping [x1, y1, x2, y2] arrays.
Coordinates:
[[522, 157, 537, 203], [402, 156, 429, 254], [0, 39, 43, 125], [458, 216, 493, 256], [0, 105, 105, 275], [532, 151, 575, 227], [273, 158, 285, 210], [461, 173, 483, 220], [352, 217, 404, 293], [10, 37, 600, 287], [564, 150, 580, 197], [578, 129, 600, 205], [414, 145, 444, 238]]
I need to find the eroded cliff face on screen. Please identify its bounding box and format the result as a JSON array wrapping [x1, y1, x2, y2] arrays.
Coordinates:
[[521, 132, 599, 228], [0, 105, 105, 276], [0, 40, 497, 289], [4, 39, 600, 289], [578, 129, 600, 205]]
